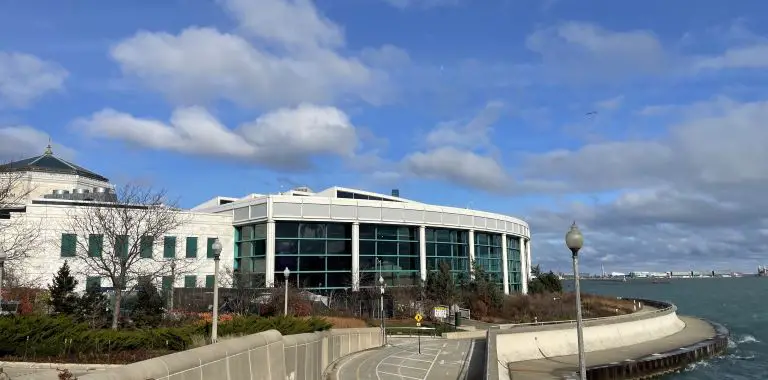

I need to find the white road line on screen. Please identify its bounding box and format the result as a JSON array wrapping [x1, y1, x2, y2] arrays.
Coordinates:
[[388, 356, 432, 363], [379, 362, 430, 372], [378, 370, 422, 380], [422, 344, 445, 380]]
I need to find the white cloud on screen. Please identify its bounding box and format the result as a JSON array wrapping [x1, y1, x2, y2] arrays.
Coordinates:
[[383, 0, 459, 9], [0, 52, 68, 107], [0, 126, 76, 161], [594, 95, 624, 110], [403, 147, 509, 191], [110, 0, 401, 109], [694, 43, 768, 70], [425, 100, 504, 150], [74, 104, 359, 169]]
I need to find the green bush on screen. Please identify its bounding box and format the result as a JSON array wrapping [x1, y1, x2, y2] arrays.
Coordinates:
[[0, 314, 331, 359]]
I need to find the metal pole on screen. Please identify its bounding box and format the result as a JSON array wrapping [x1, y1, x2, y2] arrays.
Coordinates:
[[284, 276, 289, 316], [573, 254, 586, 379], [0, 262, 4, 314], [212, 257, 220, 343], [170, 261, 175, 311]]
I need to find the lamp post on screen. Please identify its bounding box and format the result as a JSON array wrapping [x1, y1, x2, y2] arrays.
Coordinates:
[[565, 222, 586, 379], [169, 259, 176, 311], [379, 275, 387, 346], [0, 247, 6, 314], [211, 238, 223, 344], [283, 267, 290, 316]]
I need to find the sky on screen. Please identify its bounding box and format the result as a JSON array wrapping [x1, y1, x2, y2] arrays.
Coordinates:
[[2, 0, 768, 275]]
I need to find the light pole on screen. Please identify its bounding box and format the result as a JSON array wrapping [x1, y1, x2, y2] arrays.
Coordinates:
[[211, 238, 223, 344], [565, 222, 586, 379], [169, 259, 176, 311], [379, 275, 387, 346], [0, 247, 6, 315], [283, 267, 290, 316]]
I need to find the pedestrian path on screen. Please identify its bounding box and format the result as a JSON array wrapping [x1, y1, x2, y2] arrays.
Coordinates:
[[504, 316, 715, 379]]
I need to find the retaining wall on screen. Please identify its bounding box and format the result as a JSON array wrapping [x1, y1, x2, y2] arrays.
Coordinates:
[[485, 299, 688, 380], [76, 327, 382, 380]]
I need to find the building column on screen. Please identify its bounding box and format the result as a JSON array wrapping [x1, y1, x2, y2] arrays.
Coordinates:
[[352, 222, 360, 291], [526, 239, 532, 279], [468, 229, 475, 278], [519, 236, 528, 294], [419, 226, 427, 282], [501, 234, 509, 295], [265, 220, 276, 287]]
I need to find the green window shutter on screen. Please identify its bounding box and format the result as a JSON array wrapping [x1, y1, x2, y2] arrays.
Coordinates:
[[88, 234, 102, 257], [162, 276, 174, 291], [140, 236, 154, 258], [60, 234, 77, 257], [184, 275, 197, 288], [186, 237, 198, 258], [86, 276, 100, 291], [164, 236, 176, 258], [205, 275, 215, 288], [116, 235, 129, 257], [206, 238, 217, 258]]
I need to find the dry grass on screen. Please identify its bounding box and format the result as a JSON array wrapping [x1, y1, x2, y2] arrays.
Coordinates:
[[324, 316, 368, 328], [491, 292, 636, 323]]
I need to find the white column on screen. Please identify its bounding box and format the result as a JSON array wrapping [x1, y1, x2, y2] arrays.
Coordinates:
[[526, 240, 532, 279], [468, 229, 475, 278], [419, 226, 427, 282], [501, 234, 509, 295], [520, 236, 528, 294], [265, 220, 275, 287], [352, 222, 360, 291]]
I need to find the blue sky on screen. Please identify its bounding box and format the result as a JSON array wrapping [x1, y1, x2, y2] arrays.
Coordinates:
[[3, 0, 768, 273]]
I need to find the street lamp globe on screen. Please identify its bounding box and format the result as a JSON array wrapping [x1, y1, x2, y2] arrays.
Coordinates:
[[379, 276, 384, 285], [565, 221, 584, 256], [284, 267, 291, 278], [212, 238, 222, 260]]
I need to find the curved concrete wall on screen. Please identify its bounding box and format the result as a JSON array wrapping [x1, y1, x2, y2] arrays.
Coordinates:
[[76, 327, 382, 380], [486, 300, 686, 380]]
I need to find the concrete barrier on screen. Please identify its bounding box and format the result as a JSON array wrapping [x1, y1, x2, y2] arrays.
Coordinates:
[[75, 327, 383, 380], [485, 299, 687, 380]]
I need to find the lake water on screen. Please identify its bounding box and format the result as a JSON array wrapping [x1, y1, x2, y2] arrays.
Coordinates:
[[567, 277, 767, 380]]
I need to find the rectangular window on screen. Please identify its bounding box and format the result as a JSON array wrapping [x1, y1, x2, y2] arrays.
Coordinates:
[[205, 275, 215, 288], [206, 237, 217, 258], [140, 236, 154, 258], [186, 237, 198, 258], [163, 236, 176, 258], [162, 275, 174, 291], [60, 233, 77, 257], [115, 235, 129, 257], [88, 234, 103, 257], [184, 275, 197, 288], [86, 276, 100, 291]]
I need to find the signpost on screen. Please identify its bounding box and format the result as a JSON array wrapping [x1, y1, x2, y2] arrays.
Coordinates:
[[414, 313, 423, 354]]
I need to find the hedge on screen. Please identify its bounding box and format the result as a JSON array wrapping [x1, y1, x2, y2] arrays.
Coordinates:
[[0, 315, 331, 358]]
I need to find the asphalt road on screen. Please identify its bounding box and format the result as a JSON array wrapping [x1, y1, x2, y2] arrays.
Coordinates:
[[0, 366, 96, 379], [332, 337, 485, 380]]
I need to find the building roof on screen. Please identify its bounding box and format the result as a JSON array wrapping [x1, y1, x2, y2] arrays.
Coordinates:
[[3, 145, 109, 182]]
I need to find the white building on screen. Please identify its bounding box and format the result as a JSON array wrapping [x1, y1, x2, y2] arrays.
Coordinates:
[[2, 146, 533, 294]]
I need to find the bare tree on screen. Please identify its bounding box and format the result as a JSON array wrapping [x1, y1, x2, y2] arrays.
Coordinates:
[[61, 184, 194, 329], [0, 162, 41, 284]]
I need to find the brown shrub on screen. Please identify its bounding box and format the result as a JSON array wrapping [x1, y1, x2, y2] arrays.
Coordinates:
[[323, 316, 368, 328], [495, 292, 635, 323]]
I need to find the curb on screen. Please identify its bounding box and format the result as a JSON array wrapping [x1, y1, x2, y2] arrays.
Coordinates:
[[0, 362, 122, 371]]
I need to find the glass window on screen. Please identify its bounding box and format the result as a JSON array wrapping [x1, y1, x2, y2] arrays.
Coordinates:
[[299, 240, 325, 255], [359, 256, 376, 270], [327, 240, 350, 255], [184, 275, 197, 288], [359, 225, 376, 240], [185, 237, 197, 258], [239, 241, 253, 257], [425, 243, 436, 257], [276, 222, 299, 238], [163, 236, 176, 258], [86, 276, 100, 291], [399, 256, 418, 270], [205, 275, 215, 288], [397, 226, 416, 240], [140, 236, 153, 258], [299, 223, 326, 238], [377, 241, 398, 255], [328, 256, 351, 271], [253, 239, 266, 256], [337, 191, 354, 199], [162, 276, 173, 291], [60, 233, 77, 257], [426, 228, 435, 242], [206, 237, 216, 258], [299, 256, 324, 271], [398, 242, 413, 256], [240, 225, 253, 241], [276, 239, 298, 255], [326, 273, 350, 287], [116, 235, 129, 257], [253, 224, 267, 239], [359, 240, 376, 255], [376, 225, 398, 240], [327, 224, 349, 239], [88, 234, 103, 257], [275, 256, 298, 272], [435, 229, 450, 242]]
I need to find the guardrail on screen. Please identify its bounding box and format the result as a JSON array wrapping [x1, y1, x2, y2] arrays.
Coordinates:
[[484, 298, 678, 380]]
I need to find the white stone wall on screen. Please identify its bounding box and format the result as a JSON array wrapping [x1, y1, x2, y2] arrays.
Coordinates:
[[2, 171, 113, 204], [6, 203, 234, 292]]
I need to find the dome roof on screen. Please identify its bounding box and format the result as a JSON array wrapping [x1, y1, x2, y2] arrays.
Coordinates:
[[4, 145, 109, 182]]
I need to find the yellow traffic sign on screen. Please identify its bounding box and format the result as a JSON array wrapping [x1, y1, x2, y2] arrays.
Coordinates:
[[414, 313, 423, 322]]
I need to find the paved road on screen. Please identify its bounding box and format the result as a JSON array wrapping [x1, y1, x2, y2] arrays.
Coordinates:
[[332, 337, 485, 380], [505, 316, 716, 380]]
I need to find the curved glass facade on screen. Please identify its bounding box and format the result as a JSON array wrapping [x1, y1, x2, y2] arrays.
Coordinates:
[[506, 236, 523, 292], [359, 224, 420, 287], [425, 228, 470, 277], [474, 232, 503, 284], [274, 222, 352, 290], [235, 224, 267, 287]]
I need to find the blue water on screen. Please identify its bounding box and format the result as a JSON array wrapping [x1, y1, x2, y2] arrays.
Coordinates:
[[568, 277, 767, 379]]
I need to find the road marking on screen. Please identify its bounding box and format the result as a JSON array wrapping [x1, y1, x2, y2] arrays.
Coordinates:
[[377, 370, 422, 379], [422, 344, 445, 379], [379, 362, 430, 372], [388, 356, 432, 363]]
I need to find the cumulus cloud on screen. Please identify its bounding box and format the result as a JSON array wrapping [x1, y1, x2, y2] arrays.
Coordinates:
[[110, 0, 400, 108], [382, 0, 460, 9], [0, 126, 76, 161], [403, 147, 509, 191], [0, 52, 68, 107], [519, 97, 768, 273], [74, 104, 358, 170]]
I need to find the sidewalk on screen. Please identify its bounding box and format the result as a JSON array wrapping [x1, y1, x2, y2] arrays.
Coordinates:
[[505, 316, 715, 380]]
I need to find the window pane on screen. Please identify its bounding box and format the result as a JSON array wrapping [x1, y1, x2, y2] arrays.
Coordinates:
[[359, 224, 376, 240], [86, 276, 100, 291], [399, 256, 418, 270], [299, 240, 325, 255], [253, 239, 266, 256], [426, 243, 436, 257], [116, 235, 129, 257], [88, 234, 103, 257], [376, 225, 397, 240], [184, 275, 197, 288], [398, 242, 414, 256], [359, 256, 376, 271], [275, 256, 298, 272], [377, 241, 397, 255], [205, 275, 215, 288], [299, 223, 326, 238], [275, 222, 299, 238], [60, 234, 76, 257], [299, 256, 324, 271], [326, 273, 350, 288], [162, 276, 173, 290], [435, 229, 450, 242], [253, 224, 267, 239], [436, 243, 451, 257], [164, 236, 176, 258], [397, 227, 416, 240], [327, 240, 350, 255], [240, 225, 253, 240], [327, 256, 351, 271], [276, 239, 298, 255], [327, 224, 349, 239], [185, 237, 197, 258], [359, 240, 376, 255], [426, 228, 435, 242], [300, 272, 325, 288], [140, 236, 153, 258], [239, 241, 253, 257]]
